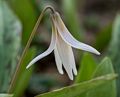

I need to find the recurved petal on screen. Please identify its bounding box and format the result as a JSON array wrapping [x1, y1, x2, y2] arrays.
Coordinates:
[[54, 12, 100, 55], [26, 25, 57, 69], [54, 47, 64, 75], [56, 33, 77, 80]]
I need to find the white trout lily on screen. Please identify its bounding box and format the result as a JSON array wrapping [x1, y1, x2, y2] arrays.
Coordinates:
[[26, 12, 100, 80]]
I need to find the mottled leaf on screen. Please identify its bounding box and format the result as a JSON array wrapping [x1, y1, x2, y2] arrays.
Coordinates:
[[8, 0, 37, 45], [0, 1, 21, 92]]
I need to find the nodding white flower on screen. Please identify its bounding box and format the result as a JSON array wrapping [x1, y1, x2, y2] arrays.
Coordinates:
[[26, 12, 100, 80]]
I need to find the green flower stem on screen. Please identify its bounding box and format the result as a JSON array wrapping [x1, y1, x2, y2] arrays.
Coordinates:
[[8, 6, 55, 93]]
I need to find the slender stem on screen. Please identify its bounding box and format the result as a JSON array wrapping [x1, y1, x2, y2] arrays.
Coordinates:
[[8, 6, 55, 93]]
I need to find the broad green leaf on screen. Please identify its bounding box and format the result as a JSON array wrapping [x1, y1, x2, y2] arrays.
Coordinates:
[[75, 53, 97, 83], [74, 53, 97, 97], [92, 57, 115, 76], [62, 0, 83, 40], [108, 14, 120, 97], [87, 57, 116, 97], [35, 74, 117, 97], [8, 0, 37, 45], [13, 47, 36, 97], [13, 67, 33, 97], [0, 1, 21, 92], [0, 94, 13, 97], [94, 24, 112, 51]]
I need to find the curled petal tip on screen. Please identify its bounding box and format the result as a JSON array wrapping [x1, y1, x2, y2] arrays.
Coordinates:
[[57, 68, 64, 75], [26, 64, 31, 69], [70, 76, 74, 80], [74, 71, 77, 76], [94, 50, 101, 55], [97, 52, 101, 55], [26, 66, 29, 69], [53, 13, 101, 57], [59, 71, 64, 75]]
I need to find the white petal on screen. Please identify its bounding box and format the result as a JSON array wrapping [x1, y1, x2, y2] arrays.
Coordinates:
[[54, 47, 64, 74], [54, 12, 100, 55], [26, 25, 57, 69], [69, 48, 77, 76], [56, 34, 77, 80]]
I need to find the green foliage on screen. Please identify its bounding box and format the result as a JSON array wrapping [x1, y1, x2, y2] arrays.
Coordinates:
[[87, 57, 116, 97], [108, 14, 120, 97], [0, 1, 118, 96], [0, 94, 13, 97], [13, 47, 36, 97], [74, 53, 97, 97], [0, 1, 21, 92], [75, 53, 97, 83], [75, 53, 116, 97], [94, 24, 112, 51], [8, 0, 37, 45], [35, 74, 116, 97]]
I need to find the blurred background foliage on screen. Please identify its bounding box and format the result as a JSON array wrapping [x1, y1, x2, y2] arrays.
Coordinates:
[[0, 0, 21, 92], [0, 0, 120, 97]]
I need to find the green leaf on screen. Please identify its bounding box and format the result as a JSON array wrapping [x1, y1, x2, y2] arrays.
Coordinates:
[[93, 57, 115, 76], [0, 94, 13, 97], [35, 74, 117, 97], [13, 47, 36, 97], [94, 23, 112, 51], [0, 1, 21, 92], [108, 14, 120, 97], [74, 53, 97, 97], [75, 53, 97, 83], [8, 0, 37, 45], [13, 67, 33, 97], [87, 57, 117, 97]]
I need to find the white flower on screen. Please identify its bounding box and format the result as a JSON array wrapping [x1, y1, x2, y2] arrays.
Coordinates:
[[26, 12, 100, 80]]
